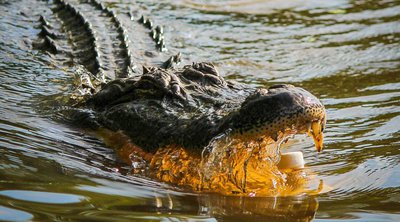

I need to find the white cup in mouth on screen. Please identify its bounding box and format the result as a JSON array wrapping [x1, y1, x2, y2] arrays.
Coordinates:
[[277, 151, 305, 169]]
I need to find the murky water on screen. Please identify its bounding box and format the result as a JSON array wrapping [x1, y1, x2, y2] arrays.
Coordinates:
[[1, 0, 399, 221]]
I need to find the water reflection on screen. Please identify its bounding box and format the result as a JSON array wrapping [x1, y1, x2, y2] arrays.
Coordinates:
[[0, 206, 33, 222], [199, 195, 318, 221], [0, 190, 86, 204]]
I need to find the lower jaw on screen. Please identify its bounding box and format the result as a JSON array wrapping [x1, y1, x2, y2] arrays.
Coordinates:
[[95, 127, 318, 196], [149, 141, 315, 196]]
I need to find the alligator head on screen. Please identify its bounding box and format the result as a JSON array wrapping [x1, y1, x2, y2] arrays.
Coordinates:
[[223, 84, 326, 152], [89, 63, 326, 153]]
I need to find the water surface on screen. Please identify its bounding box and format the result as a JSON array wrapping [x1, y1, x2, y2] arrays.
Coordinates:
[[1, 0, 399, 221]]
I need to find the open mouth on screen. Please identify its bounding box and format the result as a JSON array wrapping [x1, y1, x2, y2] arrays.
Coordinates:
[[98, 117, 325, 197]]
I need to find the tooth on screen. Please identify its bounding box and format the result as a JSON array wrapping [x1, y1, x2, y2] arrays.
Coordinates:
[[309, 121, 324, 152]]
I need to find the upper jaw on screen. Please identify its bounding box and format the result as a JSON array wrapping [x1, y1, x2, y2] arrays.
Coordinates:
[[232, 84, 326, 152], [292, 105, 326, 152]]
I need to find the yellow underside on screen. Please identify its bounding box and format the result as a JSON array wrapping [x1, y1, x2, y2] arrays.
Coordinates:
[[97, 128, 324, 196]]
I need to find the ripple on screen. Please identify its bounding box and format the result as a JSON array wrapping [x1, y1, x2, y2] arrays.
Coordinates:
[[361, 82, 400, 91], [364, 115, 400, 139], [0, 190, 86, 204], [0, 206, 33, 222], [178, 0, 350, 14], [76, 178, 164, 198], [317, 5, 400, 22], [320, 156, 398, 197], [0, 0, 399, 220]]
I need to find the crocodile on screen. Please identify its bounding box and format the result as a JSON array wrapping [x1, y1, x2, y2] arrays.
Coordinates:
[[32, 0, 326, 195]]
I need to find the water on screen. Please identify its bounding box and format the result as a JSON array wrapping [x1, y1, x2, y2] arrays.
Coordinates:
[[1, 0, 399, 221]]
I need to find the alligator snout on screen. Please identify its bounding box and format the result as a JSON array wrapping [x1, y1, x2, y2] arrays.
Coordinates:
[[229, 84, 326, 151]]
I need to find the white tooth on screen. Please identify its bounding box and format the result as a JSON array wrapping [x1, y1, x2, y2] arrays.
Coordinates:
[[311, 121, 321, 135]]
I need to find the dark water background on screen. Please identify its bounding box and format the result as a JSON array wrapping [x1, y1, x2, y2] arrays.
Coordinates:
[[1, 0, 399, 221]]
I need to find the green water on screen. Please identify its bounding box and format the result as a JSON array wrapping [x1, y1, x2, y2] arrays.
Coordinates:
[[1, 0, 399, 221]]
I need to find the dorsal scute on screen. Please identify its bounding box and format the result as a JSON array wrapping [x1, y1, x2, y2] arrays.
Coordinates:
[[180, 62, 227, 88]]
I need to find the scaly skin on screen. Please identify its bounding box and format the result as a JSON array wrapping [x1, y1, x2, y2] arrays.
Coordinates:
[[33, 0, 326, 195], [88, 64, 326, 152]]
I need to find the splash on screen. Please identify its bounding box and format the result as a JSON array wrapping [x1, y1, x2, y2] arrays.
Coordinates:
[[97, 128, 319, 196], [147, 129, 317, 196], [199, 131, 286, 195]]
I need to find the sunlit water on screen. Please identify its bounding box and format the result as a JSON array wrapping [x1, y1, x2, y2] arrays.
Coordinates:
[[1, 0, 400, 221]]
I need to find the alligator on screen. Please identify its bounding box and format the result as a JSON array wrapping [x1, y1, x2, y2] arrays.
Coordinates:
[[32, 0, 326, 195]]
